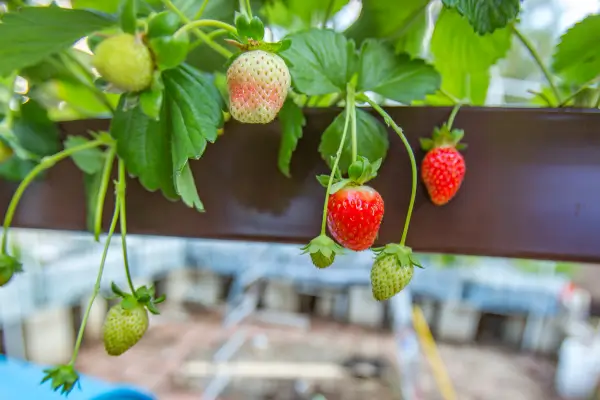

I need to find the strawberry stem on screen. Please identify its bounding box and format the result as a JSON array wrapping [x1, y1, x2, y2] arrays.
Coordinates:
[[162, 0, 233, 58], [511, 24, 562, 105], [446, 103, 461, 131], [117, 160, 136, 295], [360, 95, 416, 247], [242, 0, 253, 18], [319, 87, 354, 235], [348, 84, 358, 163], [69, 194, 121, 367], [321, 92, 354, 235], [192, 0, 209, 19], [0, 139, 106, 254], [176, 19, 237, 37], [94, 146, 116, 241]]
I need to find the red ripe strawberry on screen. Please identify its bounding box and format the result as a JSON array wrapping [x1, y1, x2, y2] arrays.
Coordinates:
[[420, 122, 466, 206], [327, 185, 384, 251], [226, 50, 291, 124]]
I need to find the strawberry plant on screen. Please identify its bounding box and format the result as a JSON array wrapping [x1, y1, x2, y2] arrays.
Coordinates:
[[0, 0, 598, 394]]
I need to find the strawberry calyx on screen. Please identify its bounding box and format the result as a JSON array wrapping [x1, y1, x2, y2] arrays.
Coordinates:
[[420, 124, 467, 152], [110, 282, 165, 315], [371, 243, 424, 269], [0, 253, 22, 287], [301, 234, 344, 269], [316, 156, 382, 194], [41, 364, 80, 396]]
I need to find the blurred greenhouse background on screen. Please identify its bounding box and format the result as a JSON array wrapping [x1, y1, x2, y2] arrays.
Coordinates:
[[1, 0, 600, 399]]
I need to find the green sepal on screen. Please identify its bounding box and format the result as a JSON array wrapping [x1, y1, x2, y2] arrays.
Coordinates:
[[301, 234, 344, 269], [110, 281, 126, 297], [146, 11, 181, 38], [372, 243, 424, 270], [139, 72, 164, 120], [347, 156, 382, 185], [119, 0, 137, 35], [41, 365, 81, 396], [120, 295, 139, 310], [149, 33, 189, 71], [234, 12, 251, 40], [0, 254, 22, 287], [248, 16, 265, 41], [422, 124, 466, 151], [223, 38, 292, 55]]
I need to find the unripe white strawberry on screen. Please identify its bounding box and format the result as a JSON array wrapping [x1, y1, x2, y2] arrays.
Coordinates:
[[226, 50, 291, 124]]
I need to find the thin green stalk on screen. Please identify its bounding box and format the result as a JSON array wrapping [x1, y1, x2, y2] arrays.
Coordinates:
[[320, 95, 353, 234], [558, 76, 600, 107], [69, 196, 121, 366], [1, 139, 105, 253], [439, 88, 460, 105], [94, 146, 116, 241], [176, 19, 237, 36], [361, 95, 416, 246], [512, 25, 562, 105], [321, 0, 336, 28], [117, 160, 135, 294], [243, 0, 253, 18], [446, 103, 462, 130], [348, 85, 357, 163], [193, 0, 210, 19], [162, 0, 233, 58]]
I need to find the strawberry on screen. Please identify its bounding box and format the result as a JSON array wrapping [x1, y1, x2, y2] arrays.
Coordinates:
[[420, 112, 467, 206], [93, 33, 154, 93], [301, 234, 344, 269], [226, 50, 291, 124], [327, 185, 384, 252], [370, 244, 422, 301], [102, 298, 149, 356]]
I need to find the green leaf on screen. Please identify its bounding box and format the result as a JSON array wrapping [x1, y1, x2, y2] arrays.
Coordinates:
[[318, 108, 389, 174], [110, 96, 178, 200], [394, 10, 428, 58], [13, 100, 61, 158], [0, 156, 36, 182], [262, 0, 349, 30], [357, 40, 440, 104], [50, 79, 118, 117], [430, 8, 511, 103], [139, 87, 163, 120], [119, 0, 138, 35], [163, 64, 224, 177], [0, 7, 116, 76], [282, 29, 357, 95], [72, 0, 121, 13], [64, 136, 104, 175], [345, 0, 429, 48], [174, 163, 204, 212], [552, 14, 600, 85], [442, 0, 521, 35], [277, 98, 305, 178]]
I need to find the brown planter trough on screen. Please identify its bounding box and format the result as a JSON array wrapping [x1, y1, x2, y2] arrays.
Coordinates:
[[0, 107, 599, 263]]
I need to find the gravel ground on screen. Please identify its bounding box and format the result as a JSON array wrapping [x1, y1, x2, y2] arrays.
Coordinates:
[[76, 308, 563, 400]]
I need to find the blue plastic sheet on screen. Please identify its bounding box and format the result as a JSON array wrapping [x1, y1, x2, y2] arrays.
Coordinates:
[[0, 355, 156, 400]]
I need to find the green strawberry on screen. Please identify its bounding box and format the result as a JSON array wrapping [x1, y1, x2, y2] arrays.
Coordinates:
[[301, 234, 344, 269], [92, 33, 154, 93], [226, 50, 291, 124], [370, 244, 422, 301], [102, 297, 149, 356]]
